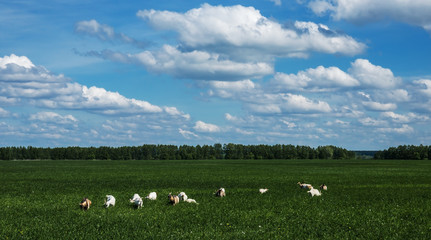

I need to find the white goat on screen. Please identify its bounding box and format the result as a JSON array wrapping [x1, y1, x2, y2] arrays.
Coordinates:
[[178, 192, 188, 201], [185, 198, 199, 204], [145, 192, 157, 200], [104, 195, 116, 208], [308, 188, 322, 197], [130, 193, 143, 208], [259, 188, 269, 194], [215, 188, 226, 197]]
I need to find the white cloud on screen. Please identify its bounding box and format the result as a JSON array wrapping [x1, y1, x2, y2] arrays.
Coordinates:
[[307, 0, 335, 15], [75, 19, 114, 41], [178, 128, 199, 139], [164, 106, 190, 120], [207, 79, 257, 98], [0, 54, 34, 69], [349, 59, 401, 89], [29, 112, 77, 125], [137, 4, 365, 59], [359, 117, 387, 127], [272, 65, 359, 91], [0, 54, 185, 117], [362, 101, 397, 111], [269, 0, 282, 6], [378, 124, 414, 134], [0, 107, 9, 117], [281, 120, 297, 128], [381, 111, 429, 123], [86, 46, 273, 81], [414, 79, 431, 97], [279, 93, 332, 113], [307, 0, 431, 33], [75, 20, 147, 48], [193, 120, 221, 133]]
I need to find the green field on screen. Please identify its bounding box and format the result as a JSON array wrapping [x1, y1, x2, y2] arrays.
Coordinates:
[[1, 159, 430, 239]]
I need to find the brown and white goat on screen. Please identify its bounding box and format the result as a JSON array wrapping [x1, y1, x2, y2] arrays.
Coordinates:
[[79, 197, 92, 210], [168, 193, 179, 206]]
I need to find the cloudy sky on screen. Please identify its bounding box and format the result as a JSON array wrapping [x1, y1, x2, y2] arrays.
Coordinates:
[[1, 0, 431, 150]]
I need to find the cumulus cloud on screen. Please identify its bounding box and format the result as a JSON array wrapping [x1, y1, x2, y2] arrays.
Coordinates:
[[137, 4, 365, 59], [362, 101, 397, 111], [413, 79, 431, 97], [203, 79, 331, 114], [271, 65, 359, 92], [75, 19, 148, 48], [270, 59, 400, 92], [380, 111, 429, 124], [349, 59, 401, 89], [29, 112, 77, 125], [0, 54, 35, 69], [378, 124, 414, 134], [307, 0, 431, 33], [83, 46, 273, 81], [0, 54, 185, 117], [207, 79, 257, 98], [193, 120, 221, 133]]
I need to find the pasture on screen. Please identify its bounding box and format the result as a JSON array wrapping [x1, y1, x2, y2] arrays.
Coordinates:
[[0, 159, 430, 239]]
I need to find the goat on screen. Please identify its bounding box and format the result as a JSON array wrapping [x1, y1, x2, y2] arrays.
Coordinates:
[[104, 195, 116, 208], [79, 197, 92, 210], [129, 193, 143, 208], [168, 193, 179, 206], [215, 188, 226, 197], [297, 182, 313, 190], [320, 184, 328, 191], [259, 188, 269, 194], [145, 192, 157, 200], [308, 188, 322, 197], [184, 198, 198, 204], [178, 192, 188, 201]]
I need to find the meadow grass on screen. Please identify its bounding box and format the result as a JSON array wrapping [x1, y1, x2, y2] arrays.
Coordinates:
[[0, 159, 430, 239]]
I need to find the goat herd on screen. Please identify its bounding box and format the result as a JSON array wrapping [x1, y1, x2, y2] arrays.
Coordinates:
[[79, 183, 328, 210]]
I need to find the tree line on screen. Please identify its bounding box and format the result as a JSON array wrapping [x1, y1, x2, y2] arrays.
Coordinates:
[[374, 145, 431, 160], [0, 144, 355, 160]]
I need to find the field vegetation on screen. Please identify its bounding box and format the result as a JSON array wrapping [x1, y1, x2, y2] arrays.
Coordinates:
[[1, 159, 430, 239]]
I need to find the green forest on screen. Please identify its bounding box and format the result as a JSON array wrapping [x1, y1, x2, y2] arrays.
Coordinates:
[[1, 144, 429, 160], [0, 144, 355, 160], [374, 145, 431, 160]]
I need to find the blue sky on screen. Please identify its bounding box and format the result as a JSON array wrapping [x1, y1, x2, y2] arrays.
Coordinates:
[[1, 0, 431, 150]]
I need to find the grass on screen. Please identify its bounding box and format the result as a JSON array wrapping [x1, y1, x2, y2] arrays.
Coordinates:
[[0, 159, 430, 239]]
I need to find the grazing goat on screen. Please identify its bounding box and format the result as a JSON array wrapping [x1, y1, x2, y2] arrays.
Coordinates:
[[104, 195, 116, 208], [297, 182, 313, 190], [80, 198, 92, 210], [130, 194, 143, 208], [215, 188, 226, 197], [185, 198, 199, 204], [320, 184, 328, 191], [308, 188, 322, 197], [145, 192, 157, 200], [178, 192, 188, 201], [168, 193, 179, 206], [259, 188, 269, 194]]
